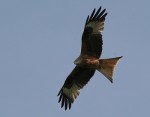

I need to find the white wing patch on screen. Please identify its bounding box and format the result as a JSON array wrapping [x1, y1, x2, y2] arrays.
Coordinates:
[[86, 21, 104, 33], [63, 84, 80, 101]]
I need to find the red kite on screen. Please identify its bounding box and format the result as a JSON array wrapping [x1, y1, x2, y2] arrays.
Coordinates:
[[58, 6, 122, 110]]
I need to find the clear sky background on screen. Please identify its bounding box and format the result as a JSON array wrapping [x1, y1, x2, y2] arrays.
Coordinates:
[[0, 0, 150, 117]]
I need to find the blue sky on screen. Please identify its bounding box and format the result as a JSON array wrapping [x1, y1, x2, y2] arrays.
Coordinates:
[[0, 0, 150, 117]]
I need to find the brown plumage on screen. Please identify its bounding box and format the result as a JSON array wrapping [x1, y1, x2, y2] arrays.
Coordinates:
[[58, 6, 122, 110]]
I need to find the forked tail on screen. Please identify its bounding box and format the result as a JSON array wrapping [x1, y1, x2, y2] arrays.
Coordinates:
[[97, 56, 123, 83]]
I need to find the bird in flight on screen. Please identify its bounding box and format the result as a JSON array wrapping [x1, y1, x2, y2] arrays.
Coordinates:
[[58, 6, 122, 110]]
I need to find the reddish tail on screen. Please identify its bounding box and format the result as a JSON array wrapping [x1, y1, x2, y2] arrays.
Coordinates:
[[97, 56, 122, 83]]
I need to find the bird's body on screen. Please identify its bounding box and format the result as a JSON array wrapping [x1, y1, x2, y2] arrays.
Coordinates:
[[57, 6, 122, 110], [74, 55, 100, 68]]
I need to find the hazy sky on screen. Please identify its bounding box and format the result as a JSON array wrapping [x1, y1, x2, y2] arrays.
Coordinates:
[[0, 0, 150, 117]]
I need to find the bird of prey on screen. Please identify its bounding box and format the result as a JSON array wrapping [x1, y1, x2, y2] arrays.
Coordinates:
[[58, 6, 122, 110]]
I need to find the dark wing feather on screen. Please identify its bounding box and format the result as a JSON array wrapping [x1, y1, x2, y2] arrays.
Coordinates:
[[58, 66, 95, 110], [89, 8, 96, 21], [81, 7, 107, 58]]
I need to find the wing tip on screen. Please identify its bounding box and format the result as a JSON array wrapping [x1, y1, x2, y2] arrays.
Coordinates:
[[58, 89, 73, 110], [85, 6, 107, 26]]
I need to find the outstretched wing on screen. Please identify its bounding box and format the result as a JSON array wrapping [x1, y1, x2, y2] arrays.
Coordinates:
[[58, 66, 95, 110], [81, 7, 107, 58]]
